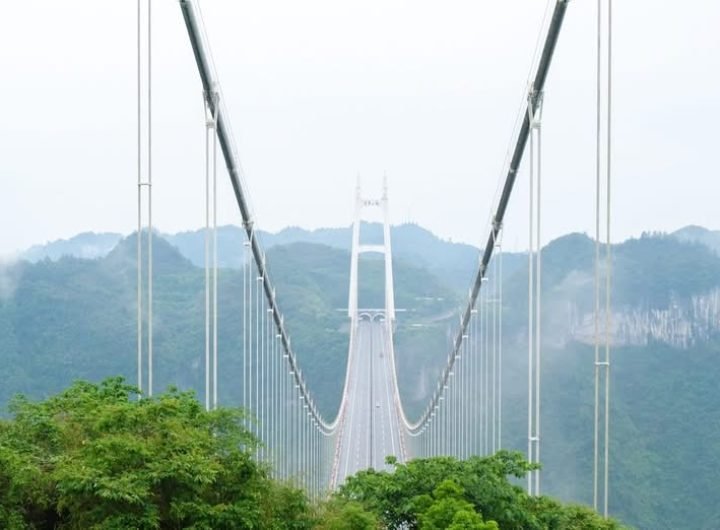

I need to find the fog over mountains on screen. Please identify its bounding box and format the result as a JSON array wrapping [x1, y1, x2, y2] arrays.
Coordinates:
[[5, 223, 720, 528], [19, 223, 720, 349]]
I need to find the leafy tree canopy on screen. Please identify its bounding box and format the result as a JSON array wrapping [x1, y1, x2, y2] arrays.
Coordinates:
[[0, 377, 311, 529], [334, 452, 626, 530], [0, 378, 627, 529]]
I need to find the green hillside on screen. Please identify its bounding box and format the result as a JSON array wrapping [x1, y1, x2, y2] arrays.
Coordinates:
[[496, 232, 720, 529], [4, 228, 720, 528], [0, 233, 458, 421]]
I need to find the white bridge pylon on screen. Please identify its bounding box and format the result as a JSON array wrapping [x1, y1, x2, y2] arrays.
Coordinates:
[[332, 176, 407, 487], [348, 176, 396, 327]]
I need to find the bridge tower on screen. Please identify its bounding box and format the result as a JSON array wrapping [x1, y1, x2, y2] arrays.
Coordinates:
[[348, 176, 396, 327]]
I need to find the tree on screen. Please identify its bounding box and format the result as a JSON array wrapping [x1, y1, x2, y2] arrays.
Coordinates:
[[334, 452, 627, 529], [416, 480, 498, 530], [315, 500, 378, 530], [0, 378, 312, 529]]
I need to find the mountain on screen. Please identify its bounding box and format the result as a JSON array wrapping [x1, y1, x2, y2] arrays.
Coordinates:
[[6, 226, 720, 528], [672, 224, 720, 255], [22, 223, 486, 291], [0, 232, 459, 421], [21, 231, 123, 262], [496, 232, 720, 530], [167, 223, 485, 290]]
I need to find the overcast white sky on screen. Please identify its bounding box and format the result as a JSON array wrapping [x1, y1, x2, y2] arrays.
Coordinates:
[[1, 1, 718, 255]]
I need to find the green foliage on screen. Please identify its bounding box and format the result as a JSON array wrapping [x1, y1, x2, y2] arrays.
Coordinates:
[[315, 500, 378, 530], [334, 451, 624, 530], [0, 379, 630, 529], [416, 479, 498, 529], [0, 378, 311, 529]]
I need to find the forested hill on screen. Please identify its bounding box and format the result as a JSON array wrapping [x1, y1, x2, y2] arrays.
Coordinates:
[[5, 227, 720, 528], [496, 232, 720, 530], [0, 232, 459, 419]]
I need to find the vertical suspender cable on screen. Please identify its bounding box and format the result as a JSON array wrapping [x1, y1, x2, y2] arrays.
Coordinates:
[[527, 89, 543, 495], [454, 364, 459, 456], [479, 292, 484, 455], [137, 0, 153, 397], [136, 0, 143, 397], [299, 400, 304, 481], [274, 333, 279, 470], [469, 310, 474, 455], [272, 331, 277, 469], [147, 0, 153, 398], [535, 95, 543, 497], [467, 315, 472, 457], [284, 359, 289, 477], [463, 339, 468, 457], [268, 305, 272, 461], [212, 110, 218, 409], [281, 358, 286, 477], [297, 385, 302, 476], [459, 341, 464, 458], [473, 299, 478, 456], [603, 0, 613, 516], [593, 0, 602, 507], [267, 328, 272, 470], [444, 388, 448, 455], [265, 304, 270, 461], [243, 241, 249, 419], [466, 333, 471, 457], [204, 93, 219, 412], [458, 345, 462, 458], [480, 287, 486, 455], [491, 249, 498, 454], [458, 363, 462, 457], [594, 0, 612, 515], [473, 308, 478, 454], [498, 236, 503, 449], [484, 278, 490, 454], [527, 96, 535, 494], [204, 102, 211, 411], [249, 247, 254, 421], [256, 271, 261, 441], [260, 291, 265, 460]]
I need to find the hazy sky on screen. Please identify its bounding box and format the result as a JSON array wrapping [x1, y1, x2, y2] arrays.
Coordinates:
[[1, 1, 718, 255]]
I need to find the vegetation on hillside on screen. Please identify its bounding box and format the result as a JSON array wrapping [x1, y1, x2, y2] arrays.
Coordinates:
[[0, 234, 458, 419], [331, 453, 625, 529], [0, 379, 625, 529], [5, 229, 720, 528]]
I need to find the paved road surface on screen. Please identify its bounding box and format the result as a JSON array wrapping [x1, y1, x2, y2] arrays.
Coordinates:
[[335, 319, 404, 485]]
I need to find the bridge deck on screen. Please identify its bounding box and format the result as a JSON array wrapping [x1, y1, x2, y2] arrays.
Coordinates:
[[335, 320, 403, 485]]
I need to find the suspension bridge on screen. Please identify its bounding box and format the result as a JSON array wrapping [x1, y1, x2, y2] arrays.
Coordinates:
[[132, 0, 614, 516]]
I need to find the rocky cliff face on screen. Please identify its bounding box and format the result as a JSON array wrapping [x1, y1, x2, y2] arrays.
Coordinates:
[[567, 289, 720, 348]]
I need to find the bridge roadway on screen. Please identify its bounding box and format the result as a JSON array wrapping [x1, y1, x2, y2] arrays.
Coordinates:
[[335, 319, 404, 485]]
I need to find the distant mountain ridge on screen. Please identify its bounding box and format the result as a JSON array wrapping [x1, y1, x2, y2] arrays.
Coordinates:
[[671, 224, 720, 254], [22, 223, 720, 289], [21, 223, 483, 290], [165, 223, 483, 290], [21, 232, 123, 262]]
